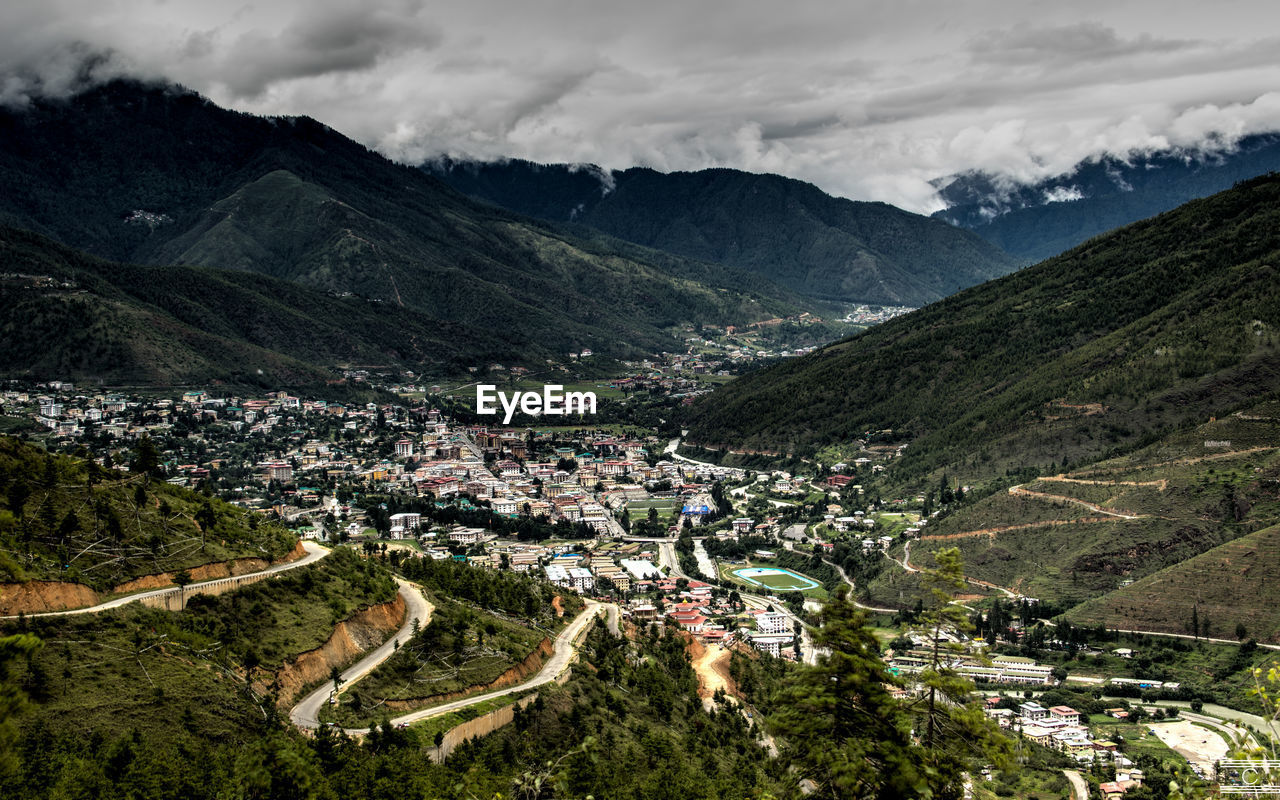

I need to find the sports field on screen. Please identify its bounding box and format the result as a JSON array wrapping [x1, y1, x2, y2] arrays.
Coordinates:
[[732, 566, 821, 592]]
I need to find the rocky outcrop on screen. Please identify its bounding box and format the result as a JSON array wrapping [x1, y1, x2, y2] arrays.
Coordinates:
[[384, 637, 554, 712], [273, 593, 407, 707], [0, 581, 100, 615]]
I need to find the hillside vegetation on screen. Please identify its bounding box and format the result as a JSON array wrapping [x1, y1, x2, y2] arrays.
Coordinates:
[[0, 436, 295, 591], [0, 576, 782, 799], [430, 158, 1020, 306], [0, 227, 528, 384], [865, 404, 1280, 636], [683, 174, 1280, 486], [322, 594, 547, 727], [5, 548, 394, 734]]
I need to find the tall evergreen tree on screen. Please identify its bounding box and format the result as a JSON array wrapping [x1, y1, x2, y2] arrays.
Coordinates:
[[769, 588, 927, 799]]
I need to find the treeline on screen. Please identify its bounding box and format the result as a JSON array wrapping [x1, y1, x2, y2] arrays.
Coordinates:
[[395, 554, 575, 622]]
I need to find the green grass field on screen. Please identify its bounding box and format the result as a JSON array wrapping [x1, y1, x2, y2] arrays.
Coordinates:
[[730, 566, 821, 592]]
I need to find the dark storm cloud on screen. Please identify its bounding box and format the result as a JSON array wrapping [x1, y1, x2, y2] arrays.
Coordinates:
[[2, 1, 1279, 211], [207, 3, 442, 97]]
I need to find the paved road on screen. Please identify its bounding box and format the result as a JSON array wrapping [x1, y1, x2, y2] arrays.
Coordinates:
[[658, 541, 688, 579], [733, 491, 795, 508], [5, 540, 332, 619], [692, 539, 718, 578], [289, 577, 434, 730], [293, 601, 608, 735], [368, 601, 607, 734], [602, 603, 621, 636], [896, 540, 918, 573], [822, 551, 898, 614], [1063, 769, 1089, 800], [663, 438, 746, 477], [1107, 628, 1280, 652]]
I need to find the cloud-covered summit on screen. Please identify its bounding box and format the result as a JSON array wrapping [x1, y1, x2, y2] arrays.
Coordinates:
[[2, 0, 1278, 212]]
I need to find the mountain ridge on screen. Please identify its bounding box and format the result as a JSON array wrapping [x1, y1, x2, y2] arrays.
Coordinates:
[[426, 158, 1021, 307], [0, 80, 808, 366], [932, 133, 1280, 262], [0, 225, 535, 386]]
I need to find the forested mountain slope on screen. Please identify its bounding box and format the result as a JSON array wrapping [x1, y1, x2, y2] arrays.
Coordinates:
[[683, 174, 1280, 485], [0, 81, 802, 362], [0, 227, 529, 385]]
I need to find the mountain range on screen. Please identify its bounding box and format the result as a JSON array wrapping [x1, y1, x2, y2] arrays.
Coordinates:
[[426, 158, 1020, 307], [933, 133, 1280, 262], [0, 80, 812, 378]]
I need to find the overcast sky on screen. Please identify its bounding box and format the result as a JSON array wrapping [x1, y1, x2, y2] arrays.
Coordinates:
[[3, 0, 1279, 212]]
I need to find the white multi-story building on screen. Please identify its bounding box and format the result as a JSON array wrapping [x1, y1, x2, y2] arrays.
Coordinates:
[[756, 611, 790, 635], [389, 512, 421, 530], [568, 567, 595, 593], [544, 564, 570, 587], [750, 633, 793, 658], [1019, 702, 1049, 722], [448, 528, 484, 546]]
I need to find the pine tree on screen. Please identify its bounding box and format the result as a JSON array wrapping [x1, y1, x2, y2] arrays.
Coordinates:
[[907, 548, 1014, 792], [769, 587, 927, 799]]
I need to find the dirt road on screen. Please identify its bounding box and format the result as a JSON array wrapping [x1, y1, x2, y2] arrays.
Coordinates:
[[692, 643, 733, 709]]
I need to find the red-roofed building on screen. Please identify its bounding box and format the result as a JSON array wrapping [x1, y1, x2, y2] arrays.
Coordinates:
[[1099, 780, 1140, 799]]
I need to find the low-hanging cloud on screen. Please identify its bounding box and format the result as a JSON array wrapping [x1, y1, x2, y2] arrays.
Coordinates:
[[2, 0, 1280, 213]]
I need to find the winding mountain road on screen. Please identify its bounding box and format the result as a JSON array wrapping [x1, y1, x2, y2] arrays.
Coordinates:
[[289, 576, 434, 730], [4, 540, 332, 619], [290, 600, 608, 735], [7, 535, 615, 741], [822, 551, 897, 614], [1007, 484, 1144, 520]]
